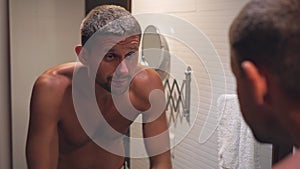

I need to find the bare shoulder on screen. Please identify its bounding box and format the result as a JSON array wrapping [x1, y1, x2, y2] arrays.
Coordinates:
[[30, 62, 80, 115], [130, 66, 164, 111], [132, 66, 163, 93], [33, 62, 78, 92], [272, 150, 300, 169]]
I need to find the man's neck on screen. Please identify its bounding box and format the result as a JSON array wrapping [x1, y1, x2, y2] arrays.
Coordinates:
[[282, 107, 300, 147]]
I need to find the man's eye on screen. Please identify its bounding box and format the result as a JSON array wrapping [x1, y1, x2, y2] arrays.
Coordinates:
[[104, 54, 116, 61], [126, 52, 137, 58]]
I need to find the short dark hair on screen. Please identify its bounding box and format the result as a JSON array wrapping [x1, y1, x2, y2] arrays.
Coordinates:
[[230, 0, 300, 99], [80, 5, 141, 46]]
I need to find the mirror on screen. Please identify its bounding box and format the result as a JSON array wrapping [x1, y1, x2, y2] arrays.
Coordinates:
[[141, 25, 170, 80]]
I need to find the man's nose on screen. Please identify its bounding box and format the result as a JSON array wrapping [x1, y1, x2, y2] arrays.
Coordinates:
[[116, 60, 129, 75]]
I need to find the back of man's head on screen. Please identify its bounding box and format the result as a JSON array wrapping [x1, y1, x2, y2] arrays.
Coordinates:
[[230, 0, 300, 100]]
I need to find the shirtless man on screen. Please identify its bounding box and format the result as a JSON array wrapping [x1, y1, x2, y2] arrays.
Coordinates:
[[230, 0, 300, 168], [26, 5, 172, 169]]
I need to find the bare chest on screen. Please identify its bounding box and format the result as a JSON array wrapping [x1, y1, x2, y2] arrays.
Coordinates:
[[58, 93, 139, 151]]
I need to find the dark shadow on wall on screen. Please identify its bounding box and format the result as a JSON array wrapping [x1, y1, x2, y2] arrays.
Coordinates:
[[85, 0, 131, 15]]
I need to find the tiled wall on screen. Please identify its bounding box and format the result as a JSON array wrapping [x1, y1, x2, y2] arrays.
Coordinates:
[[131, 0, 272, 168]]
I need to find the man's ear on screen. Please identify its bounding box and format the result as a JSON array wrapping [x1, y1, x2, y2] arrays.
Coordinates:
[[75, 45, 88, 65], [241, 61, 268, 105]]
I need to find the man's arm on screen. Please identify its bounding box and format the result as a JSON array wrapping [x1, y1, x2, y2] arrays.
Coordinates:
[[26, 76, 63, 169], [143, 110, 172, 169], [134, 68, 172, 169]]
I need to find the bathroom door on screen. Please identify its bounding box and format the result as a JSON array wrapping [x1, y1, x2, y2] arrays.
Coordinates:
[[10, 0, 84, 168]]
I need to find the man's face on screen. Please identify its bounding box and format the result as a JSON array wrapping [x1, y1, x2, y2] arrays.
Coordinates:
[[89, 35, 140, 95]]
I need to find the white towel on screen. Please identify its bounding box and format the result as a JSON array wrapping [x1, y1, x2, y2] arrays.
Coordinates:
[[217, 94, 261, 169]]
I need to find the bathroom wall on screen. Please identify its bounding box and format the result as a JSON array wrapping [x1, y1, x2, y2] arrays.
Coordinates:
[[9, 0, 84, 168], [0, 0, 12, 169], [131, 0, 272, 168]]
